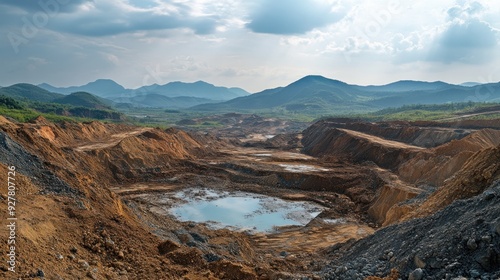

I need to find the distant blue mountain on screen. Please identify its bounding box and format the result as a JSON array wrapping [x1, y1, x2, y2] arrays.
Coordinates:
[[113, 93, 218, 109], [460, 82, 482, 87], [39, 79, 250, 109], [130, 80, 249, 100], [192, 75, 500, 114], [39, 79, 125, 96], [359, 80, 453, 92]]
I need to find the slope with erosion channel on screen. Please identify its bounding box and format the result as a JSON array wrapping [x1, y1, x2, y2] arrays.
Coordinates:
[[301, 119, 500, 228], [397, 128, 500, 187], [319, 118, 472, 148], [302, 121, 428, 170], [299, 118, 500, 278], [323, 141, 500, 279]]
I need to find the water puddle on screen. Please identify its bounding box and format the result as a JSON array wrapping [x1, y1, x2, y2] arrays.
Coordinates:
[[322, 218, 347, 224], [278, 164, 329, 173], [252, 153, 272, 157], [166, 188, 325, 233]]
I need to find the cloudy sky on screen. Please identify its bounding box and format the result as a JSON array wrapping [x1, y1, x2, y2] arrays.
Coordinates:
[[1, 0, 500, 92]]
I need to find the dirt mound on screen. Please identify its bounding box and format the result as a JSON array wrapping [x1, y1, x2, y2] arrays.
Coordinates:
[[322, 182, 500, 280], [398, 129, 500, 186], [302, 122, 426, 170], [434, 128, 500, 156], [315, 119, 470, 148]]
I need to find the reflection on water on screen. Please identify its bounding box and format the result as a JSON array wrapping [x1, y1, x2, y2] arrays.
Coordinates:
[[170, 189, 324, 232], [278, 164, 329, 173]]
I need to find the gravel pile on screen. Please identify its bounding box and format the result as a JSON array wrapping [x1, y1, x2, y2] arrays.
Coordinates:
[[0, 131, 78, 195], [322, 182, 500, 280]]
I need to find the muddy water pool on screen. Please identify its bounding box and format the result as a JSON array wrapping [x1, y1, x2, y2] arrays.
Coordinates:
[[167, 188, 325, 233]]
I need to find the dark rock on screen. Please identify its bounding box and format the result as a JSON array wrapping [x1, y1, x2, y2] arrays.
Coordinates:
[[467, 238, 478, 250], [481, 235, 492, 244], [408, 268, 423, 280], [427, 257, 443, 269], [189, 232, 208, 243], [204, 253, 221, 262], [475, 247, 498, 271], [493, 222, 500, 236], [469, 269, 481, 278], [483, 190, 496, 200], [69, 246, 78, 254]]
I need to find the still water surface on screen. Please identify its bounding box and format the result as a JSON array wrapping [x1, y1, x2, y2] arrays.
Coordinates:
[[170, 189, 324, 232]]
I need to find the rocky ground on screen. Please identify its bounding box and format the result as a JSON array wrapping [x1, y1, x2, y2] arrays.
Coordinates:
[[0, 115, 499, 279], [322, 182, 500, 280]]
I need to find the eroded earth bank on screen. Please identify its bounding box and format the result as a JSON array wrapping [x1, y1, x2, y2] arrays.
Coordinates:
[[0, 114, 499, 279]]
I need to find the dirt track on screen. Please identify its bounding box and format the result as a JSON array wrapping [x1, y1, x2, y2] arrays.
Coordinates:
[[338, 128, 425, 150], [74, 127, 153, 151]]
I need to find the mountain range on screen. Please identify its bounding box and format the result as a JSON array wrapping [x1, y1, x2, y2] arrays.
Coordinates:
[[3, 76, 500, 116], [38, 79, 249, 109], [191, 75, 500, 115]]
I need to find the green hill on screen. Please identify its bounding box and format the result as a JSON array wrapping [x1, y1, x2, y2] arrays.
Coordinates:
[[0, 84, 125, 122], [0, 83, 64, 102], [54, 91, 113, 109]]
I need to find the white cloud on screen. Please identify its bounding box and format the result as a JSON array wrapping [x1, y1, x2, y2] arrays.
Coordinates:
[[2, 0, 500, 91], [246, 0, 347, 35]]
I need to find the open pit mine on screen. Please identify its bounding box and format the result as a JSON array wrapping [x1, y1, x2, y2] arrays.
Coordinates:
[[1, 115, 499, 280]]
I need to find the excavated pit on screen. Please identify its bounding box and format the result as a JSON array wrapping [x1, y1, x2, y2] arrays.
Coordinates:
[[3, 115, 500, 279]]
